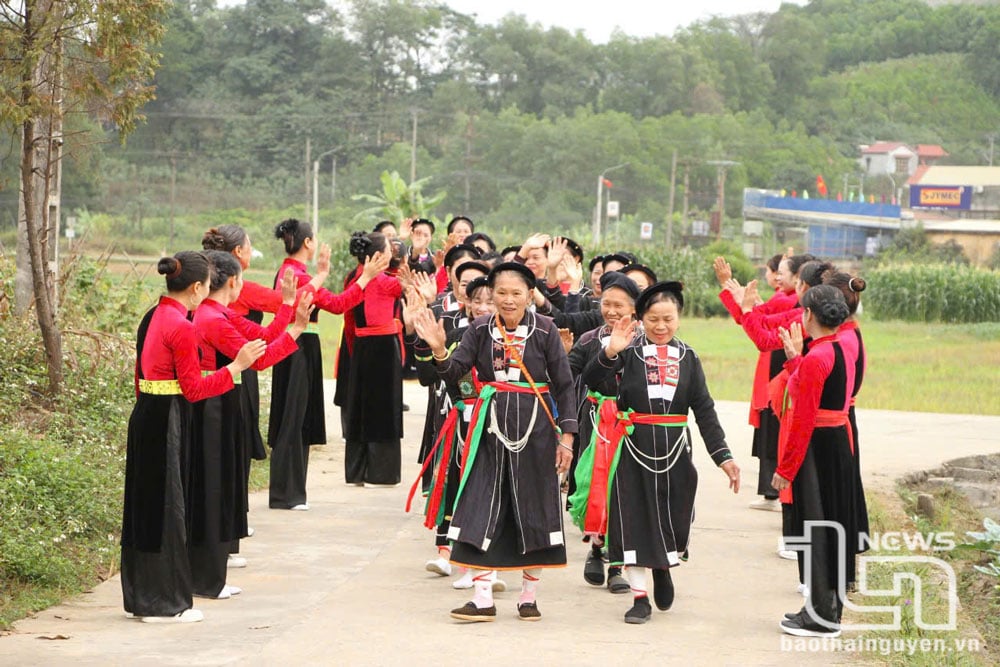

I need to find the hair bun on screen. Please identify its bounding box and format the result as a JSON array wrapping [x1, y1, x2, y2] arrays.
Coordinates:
[[849, 277, 867, 293], [274, 219, 295, 240], [157, 257, 182, 278], [349, 231, 371, 258]]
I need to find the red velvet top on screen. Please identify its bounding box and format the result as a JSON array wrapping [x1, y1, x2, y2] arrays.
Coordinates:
[[137, 296, 234, 401], [355, 272, 402, 328], [741, 304, 803, 352], [837, 319, 865, 399], [230, 279, 282, 318], [274, 257, 364, 316], [435, 264, 449, 294], [193, 298, 298, 372], [775, 334, 849, 481]]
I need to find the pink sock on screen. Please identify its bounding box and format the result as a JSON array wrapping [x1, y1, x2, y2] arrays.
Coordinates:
[[471, 570, 494, 609], [519, 568, 540, 605]]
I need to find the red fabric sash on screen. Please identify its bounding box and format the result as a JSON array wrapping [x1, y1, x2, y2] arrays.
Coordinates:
[[583, 401, 688, 535], [355, 319, 404, 366], [404, 404, 462, 528]]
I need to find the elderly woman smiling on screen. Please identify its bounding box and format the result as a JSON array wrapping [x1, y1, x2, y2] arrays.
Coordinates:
[[414, 261, 577, 623]]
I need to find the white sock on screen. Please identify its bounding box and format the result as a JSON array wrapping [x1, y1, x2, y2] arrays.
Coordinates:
[[627, 566, 648, 599], [471, 570, 495, 609], [520, 568, 541, 605]]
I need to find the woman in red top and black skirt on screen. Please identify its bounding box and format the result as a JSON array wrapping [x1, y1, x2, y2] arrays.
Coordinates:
[[267, 219, 389, 510], [343, 231, 405, 486], [121, 251, 266, 624]]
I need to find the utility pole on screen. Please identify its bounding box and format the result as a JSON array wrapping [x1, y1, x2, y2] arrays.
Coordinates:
[[410, 108, 419, 183], [989, 134, 996, 167], [707, 160, 738, 241], [665, 149, 677, 249], [464, 116, 474, 211], [304, 137, 311, 221], [591, 163, 629, 247], [169, 154, 177, 246], [681, 164, 690, 232]]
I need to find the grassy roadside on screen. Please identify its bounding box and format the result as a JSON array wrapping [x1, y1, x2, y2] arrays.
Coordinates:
[[835, 487, 999, 665]]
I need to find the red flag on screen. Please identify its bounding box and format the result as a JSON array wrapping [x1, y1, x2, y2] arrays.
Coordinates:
[[816, 175, 828, 197], [602, 178, 613, 188]]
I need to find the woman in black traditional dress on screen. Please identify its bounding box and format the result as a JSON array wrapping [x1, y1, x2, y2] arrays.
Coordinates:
[[121, 251, 265, 623], [581, 281, 741, 624], [267, 219, 388, 510], [567, 271, 640, 594], [413, 262, 577, 623]]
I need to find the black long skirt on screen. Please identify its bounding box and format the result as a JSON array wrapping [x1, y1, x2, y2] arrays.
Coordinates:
[[268, 333, 323, 508], [344, 334, 403, 484], [188, 390, 246, 596], [333, 335, 351, 438], [752, 407, 780, 499], [240, 369, 267, 462], [121, 394, 193, 617], [607, 425, 698, 570], [788, 426, 858, 621]]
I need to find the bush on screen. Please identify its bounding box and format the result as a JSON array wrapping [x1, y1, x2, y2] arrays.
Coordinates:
[[0, 255, 137, 628], [865, 263, 1000, 323]]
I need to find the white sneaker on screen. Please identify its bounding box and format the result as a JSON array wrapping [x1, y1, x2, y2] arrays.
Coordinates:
[[246, 526, 255, 537], [228, 555, 248, 568], [797, 583, 810, 598], [194, 585, 242, 600], [749, 498, 781, 512], [290, 503, 310, 511], [425, 557, 452, 576], [452, 571, 474, 589], [777, 549, 797, 561], [141, 608, 204, 624], [492, 578, 507, 593]]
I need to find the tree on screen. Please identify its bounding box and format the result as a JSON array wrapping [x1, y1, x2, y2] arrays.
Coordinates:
[[351, 169, 446, 223], [0, 0, 165, 395]]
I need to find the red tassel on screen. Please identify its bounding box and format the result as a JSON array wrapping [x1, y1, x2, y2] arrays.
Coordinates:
[[423, 408, 459, 529]]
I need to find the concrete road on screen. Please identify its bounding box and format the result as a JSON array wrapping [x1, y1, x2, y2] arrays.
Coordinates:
[[3, 380, 998, 666]]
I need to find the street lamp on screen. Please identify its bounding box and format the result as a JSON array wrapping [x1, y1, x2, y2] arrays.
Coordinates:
[[592, 162, 629, 247], [312, 146, 342, 241]]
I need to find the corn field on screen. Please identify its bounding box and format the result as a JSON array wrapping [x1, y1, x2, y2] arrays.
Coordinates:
[[865, 263, 1000, 323]]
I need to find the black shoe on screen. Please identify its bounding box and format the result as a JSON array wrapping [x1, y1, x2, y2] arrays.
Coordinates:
[[450, 601, 496, 622], [517, 602, 541, 621], [607, 566, 630, 594], [779, 611, 841, 638], [784, 606, 805, 620], [584, 545, 605, 586], [402, 403, 410, 412], [624, 596, 652, 624], [652, 568, 674, 611]]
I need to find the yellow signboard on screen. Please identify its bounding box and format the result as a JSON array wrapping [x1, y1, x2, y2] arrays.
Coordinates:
[[919, 188, 963, 206]]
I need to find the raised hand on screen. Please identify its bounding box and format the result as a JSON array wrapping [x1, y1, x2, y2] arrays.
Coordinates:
[[401, 286, 425, 333], [558, 328, 574, 354], [413, 308, 446, 354], [399, 218, 413, 240], [280, 267, 297, 305], [547, 237, 568, 269], [741, 280, 759, 313], [562, 255, 583, 290], [713, 256, 732, 287], [315, 243, 332, 276], [293, 291, 315, 331], [413, 269, 437, 304], [443, 232, 460, 253], [778, 321, 804, 360], [606, 315, 636, 357], [234, 339, 267, 370], [520, 233, 550, 254], [432, 248, 446, 270]]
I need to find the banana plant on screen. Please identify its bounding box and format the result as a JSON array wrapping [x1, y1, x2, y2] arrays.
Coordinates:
[[352, 170, 447, 224]]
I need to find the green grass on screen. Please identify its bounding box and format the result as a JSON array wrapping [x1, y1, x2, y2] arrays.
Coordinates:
[[678, 318, 1000, 416], [840, 487, 999, 665]]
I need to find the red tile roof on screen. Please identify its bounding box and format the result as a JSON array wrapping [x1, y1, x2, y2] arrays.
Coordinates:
[[916, 144, 948, 158], [861, 142, 908, 154]]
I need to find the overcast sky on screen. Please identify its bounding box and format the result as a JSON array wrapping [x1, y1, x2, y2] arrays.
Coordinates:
[[217, 0, 807, 42], [439, 0, 806, 42]]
